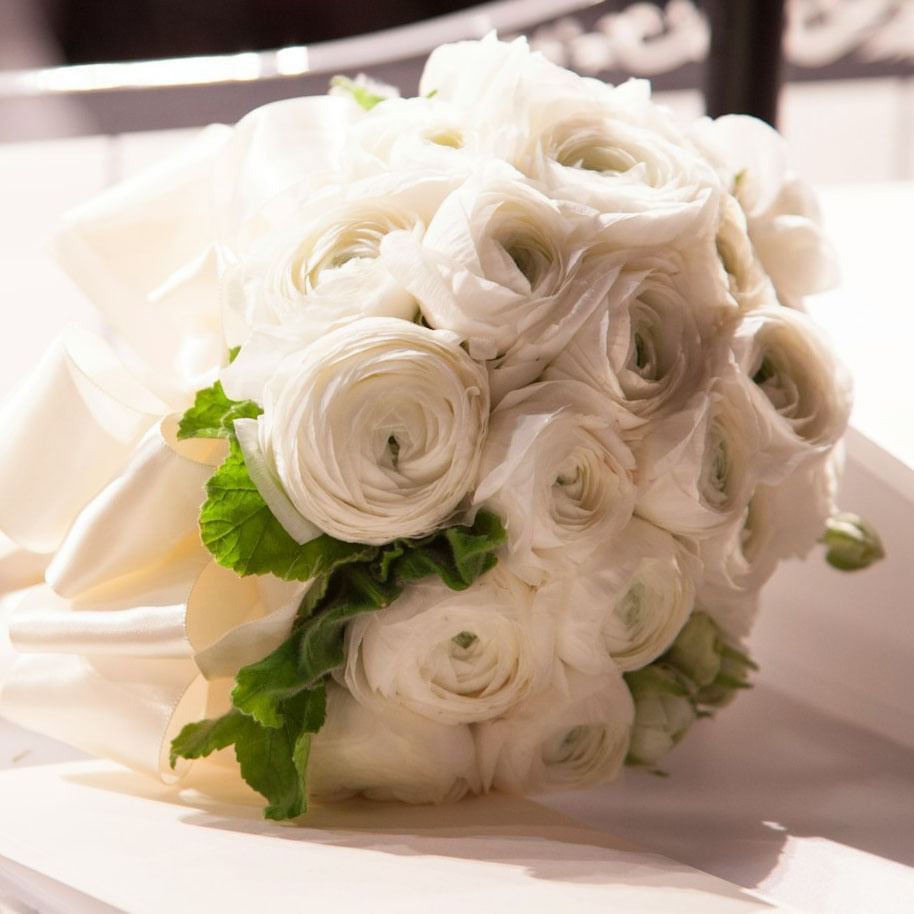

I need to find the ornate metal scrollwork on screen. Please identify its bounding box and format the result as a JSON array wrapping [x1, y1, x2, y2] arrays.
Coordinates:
[[528, 0, 914, 78]]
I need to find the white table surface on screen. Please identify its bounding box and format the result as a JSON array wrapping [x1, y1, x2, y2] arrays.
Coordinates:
[[1, 130, 913, 914]]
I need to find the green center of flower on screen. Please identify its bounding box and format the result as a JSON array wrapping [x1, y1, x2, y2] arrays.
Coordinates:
[[619, 582, 644, 628], [506, 243, 540, 285], [753, 356, 777, 385], [427, 128, 463, 148], [555, 463, 586, 503], [387, 435, 400, 469], [557, 139, 638, 175], [560, 725, 589, 753], [451, 631, 478, 651]]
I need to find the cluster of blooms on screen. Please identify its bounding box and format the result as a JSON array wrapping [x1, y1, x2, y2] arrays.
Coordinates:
[[0, 35, 853, 813], [219, 36, 849, 803]]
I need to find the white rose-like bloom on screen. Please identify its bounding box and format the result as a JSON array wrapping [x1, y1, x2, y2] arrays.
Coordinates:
[[635, 366, 765, 537], [519, 81, 722, 225], [380, 161, 615, 395], [341, 568, 557, 725], [732, 306, 851, 462], [342, 95, 483, 177], [419, 32, 580, 119], [547, 245, 734, 438], [751, 177, 837, 305], [226, 171, 452, 332], [234, 317, 489, 545], [420, 35, 721, 231], [557, 518, 698, 674], [475, 668, 634, 794], [699, 450, 839, 639], [473, 380, 636, 585], [309, 684, 479, 804], [692, 114, 838, 305]]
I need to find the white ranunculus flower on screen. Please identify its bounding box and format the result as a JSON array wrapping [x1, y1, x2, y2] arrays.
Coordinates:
[[475, 668, 634, 794], [692, 114, 838, 305], [546, 244, 734, 437], [556, 518, 698, 674], [420, 35, 722, 232], [750, 177, 838, 305], [520, 85, 722, 224], [341, 568, 557, 725], [473, 380, 636, 585], [225, 171, 453, 333], [380, 161, 616, 396], [309, 683, 480, 804], [699, 449, 839, 638], [233, 317, 489, 545], [341, 95, 483, 177], [419, 32, 580, 118], [635, 367, 765, 537], [732, 306, 851, 458]]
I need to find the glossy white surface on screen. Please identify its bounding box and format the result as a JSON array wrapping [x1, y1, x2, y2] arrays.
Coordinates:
[[0, 761, 792, 914]]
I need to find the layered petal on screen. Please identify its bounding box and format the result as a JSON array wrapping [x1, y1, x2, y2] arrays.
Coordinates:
[[475, 667, 634, 794]]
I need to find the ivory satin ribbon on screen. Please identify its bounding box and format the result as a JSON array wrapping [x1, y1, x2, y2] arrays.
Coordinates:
[[0, 411, 307, 779], [0, 95, 358, 784]]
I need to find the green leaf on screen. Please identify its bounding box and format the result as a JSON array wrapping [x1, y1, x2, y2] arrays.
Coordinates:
[[177, 380, 262, 441], [820, 512, 885, 571], [230, 638, 303, 729], [329, 75, 389, 110], [236, 685, 327, 821], [169, 709, 247, 768], [199, 442, 374, 580], [170, 688, 326, 820], [379, 511, 506, 590], [233, 565, 404, 727], [232, 512, 504, 730], [174, 509, 506, 818]]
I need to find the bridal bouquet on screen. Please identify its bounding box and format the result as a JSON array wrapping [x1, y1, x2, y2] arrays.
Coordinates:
[[0, 36, 882, 821]]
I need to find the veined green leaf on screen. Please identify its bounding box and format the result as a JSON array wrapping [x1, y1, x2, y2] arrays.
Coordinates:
[[172, 511, 506, 818], [199, 442, 374, 580], [177, 381, 262, 441]]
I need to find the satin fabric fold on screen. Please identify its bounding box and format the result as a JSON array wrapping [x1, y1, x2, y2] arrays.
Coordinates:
[[1, 559, 307, 779], [0, 534, 49, 595], [52, 97, 362, 404], [0, 327, 167, 554], [1, 652, 205, 778], [53, 124, 233, 408], [46, 415, 225, 598], [0, 94, 357, 787], [0, 403, 307, 781]]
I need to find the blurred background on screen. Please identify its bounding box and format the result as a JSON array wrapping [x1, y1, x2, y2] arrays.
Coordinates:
[[0, 0, 912, 182]]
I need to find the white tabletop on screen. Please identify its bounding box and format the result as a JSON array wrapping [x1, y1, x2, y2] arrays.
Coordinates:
[[1, 129, 913, 914]]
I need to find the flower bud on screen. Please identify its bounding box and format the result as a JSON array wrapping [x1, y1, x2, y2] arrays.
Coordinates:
[[820, 512, 885, 572], [665, 610, 757, 709], [694, 642, 756, 709], [664, 611, 720, 688], [624, 664, 696, 769]]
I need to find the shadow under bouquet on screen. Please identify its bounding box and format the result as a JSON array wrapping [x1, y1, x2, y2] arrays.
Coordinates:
[[0, 34, 882, 820]]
